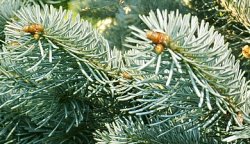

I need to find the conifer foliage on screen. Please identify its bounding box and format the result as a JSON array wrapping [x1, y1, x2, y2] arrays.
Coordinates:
[[0, 0, 250, 143]]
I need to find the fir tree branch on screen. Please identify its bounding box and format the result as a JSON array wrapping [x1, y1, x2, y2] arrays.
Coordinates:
[[0, 4, 121, 143], [0, 0, 22, 41], [94, 116, 220, 144], [120, 9, 250, 135], [219, 0, 250, 28], [187, 0, 250, 79], [223, 124, 250, 142]]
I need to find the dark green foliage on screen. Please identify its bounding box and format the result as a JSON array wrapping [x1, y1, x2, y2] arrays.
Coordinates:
[[81, 0, 188, 50], [31, 0, 70, 8]]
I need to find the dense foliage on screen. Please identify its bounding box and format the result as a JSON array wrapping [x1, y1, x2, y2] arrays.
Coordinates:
[[0, 0, 250, 143]]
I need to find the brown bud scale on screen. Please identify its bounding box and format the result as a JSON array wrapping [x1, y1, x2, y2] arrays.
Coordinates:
[[121, 72, 133, 80], [154, 44, 164, 54], [146, 31, 170, 44], [237, 111, 244, 125], [23, 23, 44, 34], [242, 45, 250, 58], [33, 33, 40, 40]]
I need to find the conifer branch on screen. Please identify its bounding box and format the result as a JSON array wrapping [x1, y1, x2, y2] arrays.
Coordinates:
[[220, 0, 250, 28], [1, 0, 250, 143], [0, 0, 22, 40], [120, 9, 250, 133], [0, 4, 119, 143], [94, 116, 220, 144], [188, 0, 250, 79]]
